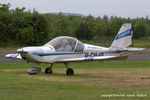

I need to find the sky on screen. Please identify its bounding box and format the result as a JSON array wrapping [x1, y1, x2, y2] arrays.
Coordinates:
[[0, 0, 150, 18]]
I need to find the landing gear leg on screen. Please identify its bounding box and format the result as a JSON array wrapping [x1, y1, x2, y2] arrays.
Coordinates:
[[45, 64, 53, 74], [65, 63, 74, 75]]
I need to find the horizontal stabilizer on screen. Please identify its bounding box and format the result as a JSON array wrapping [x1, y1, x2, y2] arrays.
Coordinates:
[[5, 53, 22, 59], [110, 48, 145, 52], [124, 48, 145, 52]]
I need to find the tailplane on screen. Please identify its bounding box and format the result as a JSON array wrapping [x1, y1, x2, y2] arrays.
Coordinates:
[[110, 23, 132, 49]]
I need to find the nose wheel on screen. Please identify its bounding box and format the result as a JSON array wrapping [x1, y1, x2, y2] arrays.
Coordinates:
[[45, 64, 53, 74], [65, 63, 74, 75]]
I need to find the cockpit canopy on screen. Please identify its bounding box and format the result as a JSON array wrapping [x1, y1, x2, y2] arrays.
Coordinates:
[[44, 36, 84, 52]]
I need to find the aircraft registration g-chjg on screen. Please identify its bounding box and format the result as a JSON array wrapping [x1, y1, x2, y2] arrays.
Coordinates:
[[6, 23, 144, 75]]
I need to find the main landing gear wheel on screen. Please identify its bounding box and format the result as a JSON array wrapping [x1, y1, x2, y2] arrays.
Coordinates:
[[45, 67, 52, 74], [66, 68, 74, 75], [64, 63, 74, 76], [45, 64, 53, 74]]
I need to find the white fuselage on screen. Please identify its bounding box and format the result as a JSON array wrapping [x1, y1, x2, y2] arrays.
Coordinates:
[[18, 43, 120, 64]]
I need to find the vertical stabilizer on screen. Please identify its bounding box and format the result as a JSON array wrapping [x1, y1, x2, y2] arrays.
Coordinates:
[[111, 23, 132, 49]]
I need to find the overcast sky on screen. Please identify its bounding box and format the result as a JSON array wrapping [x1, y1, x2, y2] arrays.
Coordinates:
[[1, 0, 150, 18]]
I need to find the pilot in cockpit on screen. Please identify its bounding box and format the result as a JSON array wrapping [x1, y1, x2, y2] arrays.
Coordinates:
[[54, 40, 61, 50], [56, 39, 72, 52]]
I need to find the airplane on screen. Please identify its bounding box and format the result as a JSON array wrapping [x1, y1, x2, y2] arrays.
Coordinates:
[[5, 23, 144, 75]]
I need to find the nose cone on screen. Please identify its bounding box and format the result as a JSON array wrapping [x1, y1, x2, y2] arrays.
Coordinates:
[[17, 48, 23, 53], [17, 48, 28, 53]]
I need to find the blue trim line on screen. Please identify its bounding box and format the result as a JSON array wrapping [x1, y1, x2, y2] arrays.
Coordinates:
[[115, 29, 132, 40], [84, 57, 93, 61], [32, 52, 119, 57], [104, 52, 119, 54], [87, 47, 102, 49], [33, 52, 85, 57]]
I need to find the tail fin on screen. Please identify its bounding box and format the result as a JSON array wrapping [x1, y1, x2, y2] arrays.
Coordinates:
[[110, 23, 132, 49]]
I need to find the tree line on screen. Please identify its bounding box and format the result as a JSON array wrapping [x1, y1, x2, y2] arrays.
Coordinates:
[[0, 3, 150, 46]]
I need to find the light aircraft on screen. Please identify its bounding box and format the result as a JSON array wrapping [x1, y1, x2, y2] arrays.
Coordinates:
[[5, 23, 144, 75]]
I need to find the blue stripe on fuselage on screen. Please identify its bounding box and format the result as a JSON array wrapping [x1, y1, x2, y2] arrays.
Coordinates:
[[84, 57, 93, 61], [33, 52, 85, 56], [32, 52, 119, 57]]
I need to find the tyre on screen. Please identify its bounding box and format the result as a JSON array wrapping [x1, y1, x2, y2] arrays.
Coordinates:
[[45, 67, 52, 74], [66, 68, 74, 75]]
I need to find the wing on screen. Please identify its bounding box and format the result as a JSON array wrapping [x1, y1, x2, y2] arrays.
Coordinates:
[[5, 53, 22, 59], [55, 56, 119, 63]]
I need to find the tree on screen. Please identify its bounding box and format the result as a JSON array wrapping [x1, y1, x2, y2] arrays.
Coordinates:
[[103, 15, 109, 23], [94, 19, 108, 36], [109, 18, 125, 37], [31, 11, 49, 45], [51, 15, 73, 38], [68, 15, 82, 37], [1, 3, 150, 47], [134, 19, 149, 38], [75, 21, 93, 40], [86, 15, 95, 37], [0, 3, 12, 42], [0, 22, 7, 43]]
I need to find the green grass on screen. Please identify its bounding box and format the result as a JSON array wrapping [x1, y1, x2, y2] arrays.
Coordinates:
[[0, 61, 150, 100], [132, 37, 150, 48]]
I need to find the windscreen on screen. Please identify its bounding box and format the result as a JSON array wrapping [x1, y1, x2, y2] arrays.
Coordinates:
[[45, 36, 77, 52]]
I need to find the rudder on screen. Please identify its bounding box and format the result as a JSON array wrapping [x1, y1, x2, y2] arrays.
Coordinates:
[[110, 23, 132, 49]]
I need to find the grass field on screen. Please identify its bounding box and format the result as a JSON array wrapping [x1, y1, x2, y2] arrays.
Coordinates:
[[0, 61, 150, 100]]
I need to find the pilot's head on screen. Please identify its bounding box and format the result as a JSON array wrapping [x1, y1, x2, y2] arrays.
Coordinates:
[[56, 39, 60, 45], [62, 39, 67, 46]]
